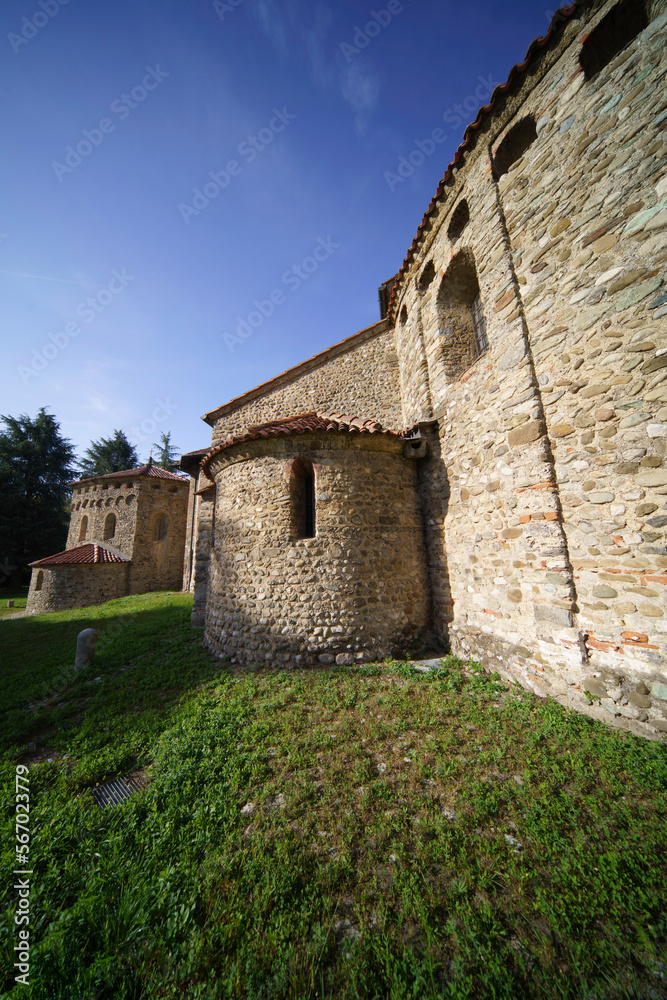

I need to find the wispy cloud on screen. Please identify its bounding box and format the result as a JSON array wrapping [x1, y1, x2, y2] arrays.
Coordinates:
[[248, 0, 378, 128], [0, 268, 88, 286], [340, 62, 380, 133]]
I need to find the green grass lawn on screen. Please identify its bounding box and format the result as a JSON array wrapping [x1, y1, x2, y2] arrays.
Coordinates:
[[0, 587, 28, 618], [0, 593, 665, 1000]]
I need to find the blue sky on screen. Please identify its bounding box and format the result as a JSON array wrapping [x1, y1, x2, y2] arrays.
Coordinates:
[[1, 0, 555, 461]]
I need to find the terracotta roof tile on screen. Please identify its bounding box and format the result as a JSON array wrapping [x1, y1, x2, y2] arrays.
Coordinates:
[[387, 2, 580, 319], [70, 462, 188, 487], [30, 544, 130, 567], [201, 411, 417, 481]]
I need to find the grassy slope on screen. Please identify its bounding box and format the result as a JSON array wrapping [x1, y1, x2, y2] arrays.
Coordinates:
[[0, 593, 665, 1000]]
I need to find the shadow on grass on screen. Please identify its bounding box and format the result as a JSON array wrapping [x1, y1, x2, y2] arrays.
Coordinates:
[[0, 592, 224, 773]]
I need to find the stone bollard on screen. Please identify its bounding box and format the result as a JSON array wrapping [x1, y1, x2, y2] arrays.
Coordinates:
[[75, 628, 97, 670], [7, 600, 14, 607]]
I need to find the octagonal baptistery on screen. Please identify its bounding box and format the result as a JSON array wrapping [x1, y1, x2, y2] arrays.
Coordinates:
[[201, 412, 430, 666]]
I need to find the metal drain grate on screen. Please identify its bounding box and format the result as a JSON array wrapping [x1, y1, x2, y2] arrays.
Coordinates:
[[92, 774, 145, 810]]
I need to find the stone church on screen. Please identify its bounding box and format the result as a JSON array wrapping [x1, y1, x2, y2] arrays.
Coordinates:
[[184, 0, 667, 737], [26, 460, 189, 613], [26, 0, 667, 737]]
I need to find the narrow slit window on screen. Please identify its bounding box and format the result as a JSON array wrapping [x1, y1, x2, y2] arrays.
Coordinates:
[[154, 514, 169, 541], [471, 292, 489, 356], [304, 467, 315, 538], [35, 571, 44, 591], [78, 515, 88, 541], [291, 458, 316, 539]]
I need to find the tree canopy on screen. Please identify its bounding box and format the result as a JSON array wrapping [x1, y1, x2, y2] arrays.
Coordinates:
[[0, 408, 76, 582], [153, 431, 180, 472], [77, 429, 139, 480]]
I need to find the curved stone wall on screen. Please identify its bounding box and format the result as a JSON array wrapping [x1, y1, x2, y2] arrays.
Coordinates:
[[390, 0, 667, 735], [204, 433, 429, 665], [27, 564, 129, 614]]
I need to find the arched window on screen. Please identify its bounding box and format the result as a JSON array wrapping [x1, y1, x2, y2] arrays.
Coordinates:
[[103, 512, 116, 540], [436, 249, 488, 383], [493, 116, 537, 179], [78, 515, 88, 541], [448, 199, 470, 241], [580, 0, 648, 79], [35, 571, 43, 591], [418, 260, 436, 292], [154, 513, 169, 541], [290, 458, 316, 539]]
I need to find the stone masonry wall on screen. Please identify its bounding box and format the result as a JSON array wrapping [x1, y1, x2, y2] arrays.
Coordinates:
[[392, 0, 667, 738], [68, 481, 138, 558], [128, 480, 189, 595], [502, 3, 667, 731], [204, 433, 429, 664], [27, 563, 129, 613], [191, 487, 215, 627], [208, 321, 402, 446], [183, 472, 202, 593]]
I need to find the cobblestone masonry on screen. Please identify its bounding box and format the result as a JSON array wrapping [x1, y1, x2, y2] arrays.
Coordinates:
[[203, 433, 429, 664], [189, 0, 667, 739], [27, 564, 129, 614], [206, 320, 402, 446]]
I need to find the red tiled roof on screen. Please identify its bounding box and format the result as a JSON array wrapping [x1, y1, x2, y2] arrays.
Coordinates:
[[387, 2, 580, 319], [30, 544, 130, 567], [201, 411, 416, 481], [70, 462, 188, 487]]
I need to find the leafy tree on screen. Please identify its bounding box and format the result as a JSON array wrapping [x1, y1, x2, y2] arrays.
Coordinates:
[[0, 408, 76, 583], [153, 431, 179, 472], [78, 429, 139, 479]]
